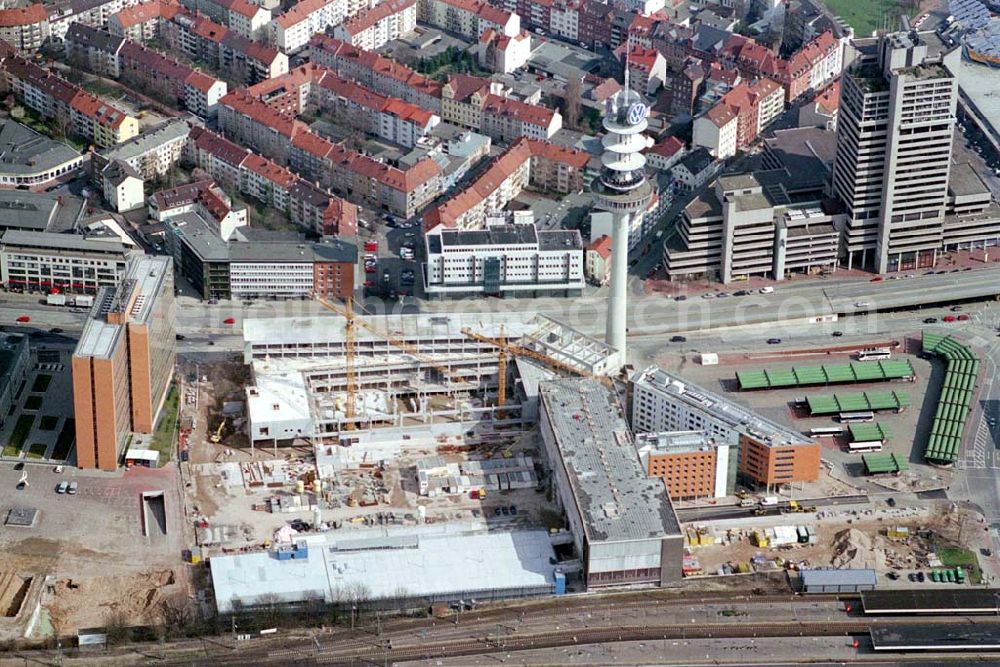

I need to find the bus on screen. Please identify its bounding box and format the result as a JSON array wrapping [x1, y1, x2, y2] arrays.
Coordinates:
[[810, 427, 846, 438], [857, 347, 892, 362], [848, 441, 884, 453], [839, 411, 875, 423]]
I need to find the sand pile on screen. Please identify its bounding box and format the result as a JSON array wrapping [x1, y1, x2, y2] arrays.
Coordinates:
[[830, 528, 884, 569]]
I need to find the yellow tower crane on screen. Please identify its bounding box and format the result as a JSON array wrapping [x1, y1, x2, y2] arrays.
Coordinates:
[[313, 297, 473, 428], [460, 327, 614, 408]]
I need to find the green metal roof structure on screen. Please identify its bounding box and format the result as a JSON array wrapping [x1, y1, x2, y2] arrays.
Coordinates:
[[849, 422, 893, 443], [737, 360, 915, 390], [862, 453, 910, 475], [922, 332, 980, 465], [805, 391, 911, 415]]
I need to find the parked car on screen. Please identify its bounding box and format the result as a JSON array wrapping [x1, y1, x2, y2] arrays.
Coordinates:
[[674, 295, 687, 301], [68, 481, 77, 495], [943, 315, 957, 322], [670, 335, 687, 343], [759, 286, 774, 294], [56, 480, 68, 494], [923, 317, 938, 324], [958, 314, 970, 321], [950, 305, 963, 312], [767, 338, 781, 344], [832, 331, 843, 337]]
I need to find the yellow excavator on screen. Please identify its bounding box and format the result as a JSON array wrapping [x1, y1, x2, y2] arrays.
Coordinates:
[[210, 419, 226, 444]]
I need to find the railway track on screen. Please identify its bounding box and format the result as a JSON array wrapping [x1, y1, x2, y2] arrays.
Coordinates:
[[152, 615, 1000, 667]]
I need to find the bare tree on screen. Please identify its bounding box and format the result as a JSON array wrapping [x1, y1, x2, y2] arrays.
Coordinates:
[[564, 77, 582, 131], [103, 607, 132, 646]]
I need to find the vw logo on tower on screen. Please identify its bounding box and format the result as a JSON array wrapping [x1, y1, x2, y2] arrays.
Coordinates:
[[626, 103, 648, 126]]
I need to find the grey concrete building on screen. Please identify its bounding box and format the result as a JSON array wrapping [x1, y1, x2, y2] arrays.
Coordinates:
[[0, 229, 138, 294], [538, 378, 683, 589], [664, 128, 844, 283], [0, 333, 29, 431], [832, 31, 960, 273]]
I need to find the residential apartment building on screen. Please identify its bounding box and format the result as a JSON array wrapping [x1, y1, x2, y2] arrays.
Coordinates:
[[91, 117, 191, 180], [101, 159, 145, 212], [165, 10, 288, 84], [48, 0, 147, 42], [309, 34, 444, 113], [65, 23, 126, 78], [0, 4, 50, 51], [441, 74, 496, 129], [833, 31, 960, 273], [185, 126, 359, 235], [180, 0, 272, 40], [72, 255, 176, 470], [584, 234, 611, 285], [114, 40, 229, 118], [0, 52, 139, 148], [0, 229, 138, 294], [636, 431, 738, 500], [149, 178, 248, 239], [692, 77, 783, 159], [626, 45, 667, 96], [108, 0, 182, 42], [630, 366, 821, 490], [721, 30, 843, 103], [272, 0, 348, 53], [418, 0, 520, 40], [332, 0, 416, 51], [423, 138, 587, 229], [218, 90, 443, 218], [481, 94, 562, 143], [645, 136, 686, 172], [314, 69, 439, 148], [424, 222, 583, 299], [477, 28, 530, 74]]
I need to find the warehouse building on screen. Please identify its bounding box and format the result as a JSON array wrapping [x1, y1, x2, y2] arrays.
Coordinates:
[[631, 366, 821, 490], [539, 378, 683, 588], [801, 568, 877, 593], [210, 524, 559, 612]]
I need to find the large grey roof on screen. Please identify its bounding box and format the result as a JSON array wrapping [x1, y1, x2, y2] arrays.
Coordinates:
[[65, 23, 124, 53], [539, 378, 681, 544], [0, 229, 132, 254], [0, 190, 85, 233], [801, 569, 877, 587], [0, 120, 82, 176]]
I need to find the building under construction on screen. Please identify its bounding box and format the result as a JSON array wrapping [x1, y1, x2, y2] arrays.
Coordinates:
[[243, 311, 620, 446]]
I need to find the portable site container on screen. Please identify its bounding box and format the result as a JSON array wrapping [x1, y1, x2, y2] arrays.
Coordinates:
[[797, 526, 810, 544]]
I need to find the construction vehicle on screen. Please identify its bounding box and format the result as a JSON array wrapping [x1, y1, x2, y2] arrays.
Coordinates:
[[210, 419, 226, 443], [784, 500, 816, 513]]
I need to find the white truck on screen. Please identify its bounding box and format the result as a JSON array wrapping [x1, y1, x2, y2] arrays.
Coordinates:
[[46, 294, 94, 307], [72, 295, 94, 307], [760, 496, 780, 507], [46, 293, 67, 306]]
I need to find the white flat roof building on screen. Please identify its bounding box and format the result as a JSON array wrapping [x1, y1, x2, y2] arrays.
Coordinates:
[[210, 525, 557, 612], [424, 222, 584, 300]]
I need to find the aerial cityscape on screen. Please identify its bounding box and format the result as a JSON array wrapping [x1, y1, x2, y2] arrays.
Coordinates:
[[1, 0, 1000, 662]]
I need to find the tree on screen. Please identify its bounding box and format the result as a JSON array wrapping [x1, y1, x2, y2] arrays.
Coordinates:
[[564, 77, 582, 131], [103, 607, 133, 646]]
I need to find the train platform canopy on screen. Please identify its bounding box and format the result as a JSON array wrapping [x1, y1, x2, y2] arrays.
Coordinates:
[[805, 391, 910, 415], [922, 332, 980, 464], [801, 568, 876, 593], [870, 624, 1000, 651], [862, 453, 909, 475], [861, 589, 1000, 614], [848, 423, 892, 443], [736, 360, 915, 390]]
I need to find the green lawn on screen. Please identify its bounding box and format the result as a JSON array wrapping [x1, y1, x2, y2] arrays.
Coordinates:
[[938, 547, 982, 584], [31, 374, 52, 393], [149, 386, 179, 465], [26, 442, 48, 459], [38, 416, 59, 431], [23, 395, 42, 411], [51, 419, 75, 461], [4, 414, 34, 457], [820, 0, 905, 38]]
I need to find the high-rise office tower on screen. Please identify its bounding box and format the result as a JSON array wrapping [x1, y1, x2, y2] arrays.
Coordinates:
[[832, 30, 958, 273]]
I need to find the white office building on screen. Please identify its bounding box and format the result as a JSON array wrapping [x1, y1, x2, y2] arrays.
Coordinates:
[[424, 221, 584, 299]]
